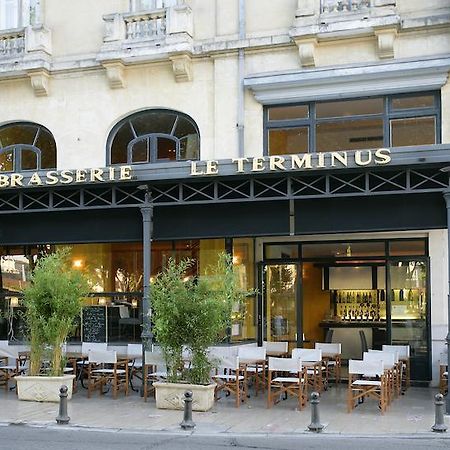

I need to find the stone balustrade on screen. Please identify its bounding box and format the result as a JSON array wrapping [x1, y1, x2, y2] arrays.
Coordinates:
[[321, 0, 371, 13], [0, 28, 25, 57], [125, 10, 167, 40]]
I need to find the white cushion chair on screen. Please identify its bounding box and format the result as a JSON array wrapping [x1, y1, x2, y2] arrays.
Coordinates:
[[364, 351, 397, 404], [0, 346, 25, 390], [292, 348, 323, 392], [382, 345, 410, 393], [87, 349, 128, 399], [237, 346, 267, 396], [348, 359, 387, 414], [127, 343, 143, 391], [263, 341, 288, 356], [143, 350, 167, 402], [212, 355, 246, 408], [315, 342, 342, 385], [267, 357, 306, 410]]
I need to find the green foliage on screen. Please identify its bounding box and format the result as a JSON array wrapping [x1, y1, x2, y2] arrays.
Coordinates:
[[23, 248, 89, 376], [151, 252, 246, 385]]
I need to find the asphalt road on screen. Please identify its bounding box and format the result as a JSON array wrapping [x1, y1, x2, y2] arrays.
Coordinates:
[[0, 425, 448, 450]]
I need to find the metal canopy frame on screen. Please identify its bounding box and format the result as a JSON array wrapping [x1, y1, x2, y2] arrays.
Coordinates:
[[0, 165, 448, 214]]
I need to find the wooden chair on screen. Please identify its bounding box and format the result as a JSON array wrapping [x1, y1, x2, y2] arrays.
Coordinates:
[[87, 349, 128, 399], [77, 342, 107, 386], [213, 356, 246, 408], [0, 352, 23, 391], [237, 346, 266, 396], [348, 359, 387, 414], [127, 343, 143, 391], [292, 348, 323, 392], [267, 357, 307, 410], [365, 351, 397, 404], [382, 345, 410, 393], [143, 350, 167, 402], [315, 342, 342, 385], [439, 352, 448, 396], [263, 341, 288, 357]]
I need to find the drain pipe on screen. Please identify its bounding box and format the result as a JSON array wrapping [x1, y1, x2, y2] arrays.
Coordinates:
[[237, 0, 245, 158]]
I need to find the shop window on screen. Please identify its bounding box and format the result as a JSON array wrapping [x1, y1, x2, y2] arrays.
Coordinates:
[[265, 92, 439, 155], [108, 109, 200, 165], [389, 240, 426, 257], [301, 241, 386, 259], [0, 122, 56, 172], [265, 244, 299, 259]]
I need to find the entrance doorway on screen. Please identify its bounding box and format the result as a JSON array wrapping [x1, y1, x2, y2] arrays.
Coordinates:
[[262, 264, 300, 350], [260, 239, 431, 382]]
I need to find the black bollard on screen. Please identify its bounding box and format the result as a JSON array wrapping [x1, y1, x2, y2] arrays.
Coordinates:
[[56, 385, 70, 425], [431, 393, 447, 433], [180, 391, 195, 430], [307, 391, 324, 433]]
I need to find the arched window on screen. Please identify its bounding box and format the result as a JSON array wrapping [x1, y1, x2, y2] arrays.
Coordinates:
[[0, 122, 56, 172], [108, 109, 200, 165]]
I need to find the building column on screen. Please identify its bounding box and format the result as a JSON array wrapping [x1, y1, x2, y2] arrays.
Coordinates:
[[444, 190, 450, 414], [140, 191, 154, 393]]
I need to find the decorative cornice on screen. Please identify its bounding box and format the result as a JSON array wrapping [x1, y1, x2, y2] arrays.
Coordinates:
[[244, 56, 450, 104]]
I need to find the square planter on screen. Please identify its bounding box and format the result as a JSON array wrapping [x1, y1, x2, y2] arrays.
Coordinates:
[[16, 375, 75, 402], [153, 381, 216, 412]]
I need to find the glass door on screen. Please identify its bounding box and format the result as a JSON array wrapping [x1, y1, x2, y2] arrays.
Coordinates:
[[262, 263, 300, 347], [388, 259, 430, 381]]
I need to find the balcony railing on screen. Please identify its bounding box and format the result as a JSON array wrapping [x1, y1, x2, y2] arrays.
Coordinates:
[[321, 0, 371, 13], [0, 29, 25, 57], [124, 10, 166, 40]]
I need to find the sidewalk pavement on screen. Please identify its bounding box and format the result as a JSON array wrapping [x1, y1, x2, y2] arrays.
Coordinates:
[[1, 384, 449, 437]]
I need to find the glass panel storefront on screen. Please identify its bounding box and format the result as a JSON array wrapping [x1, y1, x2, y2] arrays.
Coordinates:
[[0, 239, 233, 344], [262, 239, 430, 381], [232, 238, 256, 342], [263, 264, 298, 346], [389, 259, 429, 381]]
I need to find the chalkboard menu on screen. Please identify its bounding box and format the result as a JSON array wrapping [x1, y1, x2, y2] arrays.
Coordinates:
[[82, 306, 106, 343]]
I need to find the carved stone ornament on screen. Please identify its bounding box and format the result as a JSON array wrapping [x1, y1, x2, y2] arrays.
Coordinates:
[[28, 70, 50, 97], [375, 28, 397, 59], [102, 61, 126, 89], [294, 38, 317, 68], [170, 54, 193, 82]]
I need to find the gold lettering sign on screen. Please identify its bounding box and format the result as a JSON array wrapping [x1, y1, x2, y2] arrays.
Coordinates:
[[0, 166, 134, 189], [191, 149, 392, 176]]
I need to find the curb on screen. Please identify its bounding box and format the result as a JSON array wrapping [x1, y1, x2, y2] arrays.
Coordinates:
[[1, 420, 450, 440]]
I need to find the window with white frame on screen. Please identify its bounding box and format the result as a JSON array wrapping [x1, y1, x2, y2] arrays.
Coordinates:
[[130, 0, 176, 11], [0, 0, 34, 30]]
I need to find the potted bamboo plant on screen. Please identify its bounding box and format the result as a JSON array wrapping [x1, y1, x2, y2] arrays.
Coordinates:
[[16, 248, 89, 402], [151, 252, 245, 411]]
